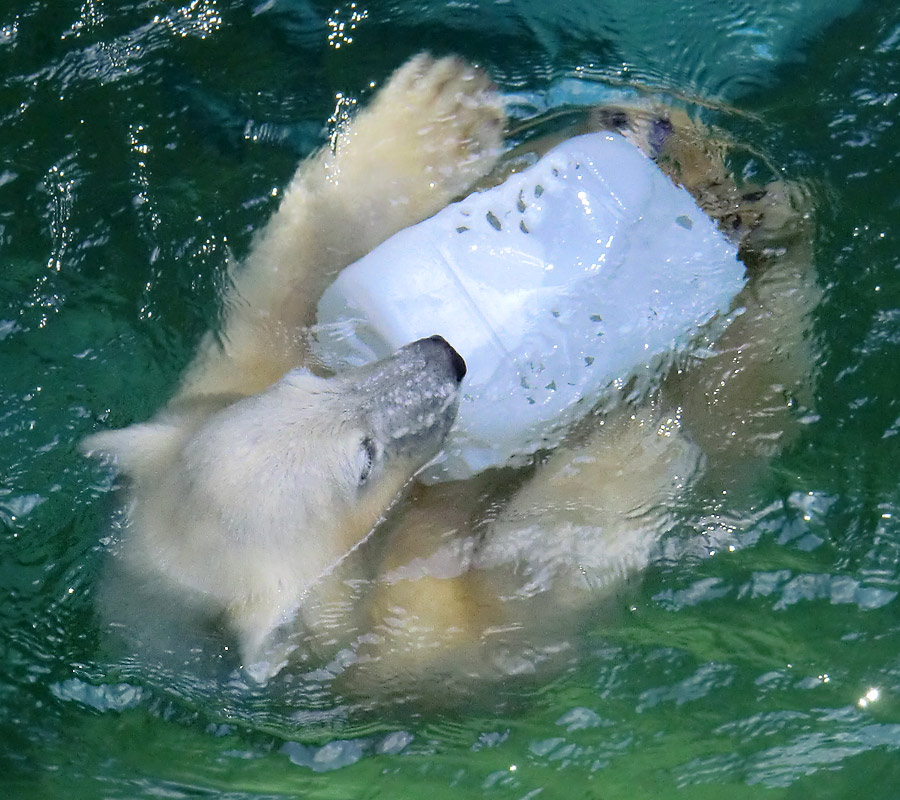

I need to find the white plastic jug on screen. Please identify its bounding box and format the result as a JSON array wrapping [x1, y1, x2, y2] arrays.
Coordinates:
[[314, 132, 745, 481]]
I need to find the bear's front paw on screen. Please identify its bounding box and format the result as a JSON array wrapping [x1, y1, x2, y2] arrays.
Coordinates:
[[375, 53, 505, 181], [324, 54, 506, 236]]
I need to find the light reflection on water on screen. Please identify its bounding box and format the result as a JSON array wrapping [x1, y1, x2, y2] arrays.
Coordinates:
[[2, 0, 900, 796]]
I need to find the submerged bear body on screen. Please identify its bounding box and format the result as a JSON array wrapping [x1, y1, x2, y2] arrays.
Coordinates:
[[85, 55, 817, 691]]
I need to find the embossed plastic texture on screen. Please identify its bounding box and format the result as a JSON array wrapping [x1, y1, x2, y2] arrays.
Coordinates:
[[314, 132, 745, 481]]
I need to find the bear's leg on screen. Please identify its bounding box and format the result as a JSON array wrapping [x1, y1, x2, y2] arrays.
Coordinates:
[[580, 104, 820, 492], [349, 401, 701, 696], [475, 400, 703, 609], [658, 173, 819, 494], [177, 54, 506, 402], [315, 53, 507, 255]]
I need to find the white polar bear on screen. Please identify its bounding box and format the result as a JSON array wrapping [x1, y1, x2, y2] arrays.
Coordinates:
[[84, 55, 818, 688]]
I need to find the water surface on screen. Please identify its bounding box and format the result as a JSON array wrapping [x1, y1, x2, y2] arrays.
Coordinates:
[[3, 1, 900, 797]]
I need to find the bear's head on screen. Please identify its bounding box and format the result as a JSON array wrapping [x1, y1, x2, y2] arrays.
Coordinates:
[[83, 335, 466, 667]]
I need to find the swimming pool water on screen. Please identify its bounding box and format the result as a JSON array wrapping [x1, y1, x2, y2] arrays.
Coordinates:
[[2, 1, 900, 797]]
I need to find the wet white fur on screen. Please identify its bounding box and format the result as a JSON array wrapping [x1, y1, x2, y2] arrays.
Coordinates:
[[86, 55, 817, 687]]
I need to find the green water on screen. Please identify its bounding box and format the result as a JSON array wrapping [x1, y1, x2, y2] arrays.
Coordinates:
[[3, 0, 900, 797]]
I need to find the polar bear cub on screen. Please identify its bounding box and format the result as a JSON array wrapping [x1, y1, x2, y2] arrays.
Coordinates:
[[85, 54, 816, 688]]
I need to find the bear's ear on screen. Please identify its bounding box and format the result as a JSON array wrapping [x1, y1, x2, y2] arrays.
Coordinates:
[[80, 420, 183, 478]]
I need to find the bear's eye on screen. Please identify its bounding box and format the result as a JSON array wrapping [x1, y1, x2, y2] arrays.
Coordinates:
[[357, 436, 378, 485]]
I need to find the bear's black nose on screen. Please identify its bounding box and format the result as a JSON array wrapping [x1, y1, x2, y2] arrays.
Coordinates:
[[427, 334, 467, 383]]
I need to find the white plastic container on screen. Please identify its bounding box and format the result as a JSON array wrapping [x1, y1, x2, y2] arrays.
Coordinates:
[[314, 132, 745, 481]]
